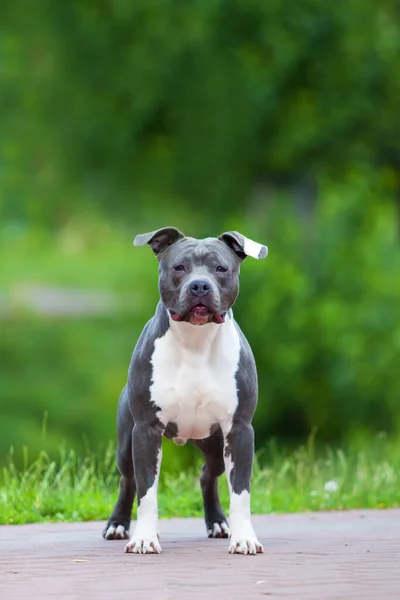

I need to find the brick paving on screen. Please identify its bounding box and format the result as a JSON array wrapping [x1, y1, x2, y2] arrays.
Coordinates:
[[1, 509, 399, 599]]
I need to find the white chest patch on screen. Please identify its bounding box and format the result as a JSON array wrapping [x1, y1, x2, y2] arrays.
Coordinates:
[[150, 317, 241, 440]]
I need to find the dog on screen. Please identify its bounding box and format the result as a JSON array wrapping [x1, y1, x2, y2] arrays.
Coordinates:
[[103, 227, 268, 555]]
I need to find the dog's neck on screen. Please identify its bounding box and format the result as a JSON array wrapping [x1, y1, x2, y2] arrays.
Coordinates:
[[168, 314, 230, 351]]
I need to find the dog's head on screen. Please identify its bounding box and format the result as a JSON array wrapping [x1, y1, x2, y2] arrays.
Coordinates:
[[134, 227, 268, 325]]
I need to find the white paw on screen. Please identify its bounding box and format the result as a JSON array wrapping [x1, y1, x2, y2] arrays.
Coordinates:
[[124, 533, 162, 554], [104, 524, 129, 540], [229, 536, 264, 555], [207, 522, 230, 538]]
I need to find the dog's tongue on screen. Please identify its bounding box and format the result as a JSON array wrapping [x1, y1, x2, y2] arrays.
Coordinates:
[[193, 304, 208, 312]]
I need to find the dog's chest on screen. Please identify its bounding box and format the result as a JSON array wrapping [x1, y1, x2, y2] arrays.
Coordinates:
[[150, 320, 241, 439]]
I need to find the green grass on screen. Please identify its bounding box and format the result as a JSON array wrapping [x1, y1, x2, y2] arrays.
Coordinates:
[[1, 437, 399, 525]]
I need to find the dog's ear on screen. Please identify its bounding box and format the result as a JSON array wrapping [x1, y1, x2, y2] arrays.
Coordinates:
[[218, 231, 268, 261], [133, 227, 185, 257]]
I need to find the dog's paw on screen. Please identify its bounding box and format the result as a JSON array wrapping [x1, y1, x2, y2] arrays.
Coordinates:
[[228, 520, 263, 555], [207, 521, 230, 538], [125, 533, 162, 554], [229, 536, 263, 555], [205, 509, 229, 539], [103, 522, 130, 540]]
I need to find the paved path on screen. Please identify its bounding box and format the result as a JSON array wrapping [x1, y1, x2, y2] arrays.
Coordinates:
[[1, 510, 399, 599]]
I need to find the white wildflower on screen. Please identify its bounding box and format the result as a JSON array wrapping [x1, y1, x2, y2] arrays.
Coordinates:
[[324, 480, 339, 493]]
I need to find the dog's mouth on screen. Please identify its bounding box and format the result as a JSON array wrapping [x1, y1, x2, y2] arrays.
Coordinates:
[[191, 302, 209, 314], [169, 303, 226, 326]]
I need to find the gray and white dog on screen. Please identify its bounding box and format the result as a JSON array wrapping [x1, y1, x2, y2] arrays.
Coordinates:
[[103, 227, 268, 555]]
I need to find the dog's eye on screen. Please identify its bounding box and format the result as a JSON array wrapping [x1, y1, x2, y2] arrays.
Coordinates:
[[173, 265, 185, 272], [216, 266, 227, 273]]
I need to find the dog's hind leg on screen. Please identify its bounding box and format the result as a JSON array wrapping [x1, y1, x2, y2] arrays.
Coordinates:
[[192, 427, 229, 538], [103, 386, 136, 540]]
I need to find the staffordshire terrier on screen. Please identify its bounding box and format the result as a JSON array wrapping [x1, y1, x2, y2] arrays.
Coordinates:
[[103, 227, 268, 555]]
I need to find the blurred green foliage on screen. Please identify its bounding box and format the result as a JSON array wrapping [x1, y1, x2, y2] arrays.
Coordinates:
[[1, 1, 400, 465], [2, 0, 400, 225]]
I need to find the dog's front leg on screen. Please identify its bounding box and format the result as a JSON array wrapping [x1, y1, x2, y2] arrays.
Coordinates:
[[223, 421, 264, 555], [125, 421, 163, 554]]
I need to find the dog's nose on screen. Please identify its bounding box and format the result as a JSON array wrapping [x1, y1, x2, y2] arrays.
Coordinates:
[[190, 280, 211, 296]]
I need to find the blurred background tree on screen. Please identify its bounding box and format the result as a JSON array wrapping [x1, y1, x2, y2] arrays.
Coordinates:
[[1, 0, 400, 467]]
